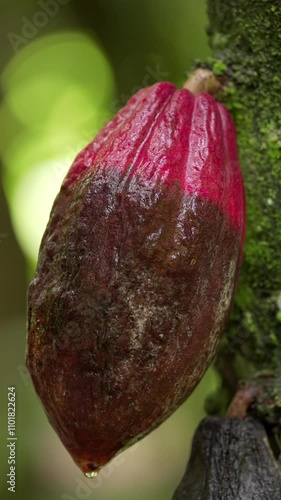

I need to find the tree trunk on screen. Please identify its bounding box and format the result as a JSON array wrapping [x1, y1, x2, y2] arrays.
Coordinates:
[[174, 1, 281, 497], [203, 0, 281, 423]]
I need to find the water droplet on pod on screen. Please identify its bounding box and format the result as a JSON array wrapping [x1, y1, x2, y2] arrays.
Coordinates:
[[84, 471, 98, 479]]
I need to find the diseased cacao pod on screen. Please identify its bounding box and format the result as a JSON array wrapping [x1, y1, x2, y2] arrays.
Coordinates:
[[27, 81, 245, 475], [173, 417, 281, 500]]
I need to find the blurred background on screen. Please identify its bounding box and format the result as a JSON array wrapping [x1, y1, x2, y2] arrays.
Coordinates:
[[0, 1, 218, 498]]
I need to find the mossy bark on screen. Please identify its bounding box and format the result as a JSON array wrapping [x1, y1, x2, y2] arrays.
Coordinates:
[[198, 0, 281, 422]]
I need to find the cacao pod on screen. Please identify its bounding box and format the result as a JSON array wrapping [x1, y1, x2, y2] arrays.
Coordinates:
[[27, 81, 245, 475], [173, 417, 281, 500]]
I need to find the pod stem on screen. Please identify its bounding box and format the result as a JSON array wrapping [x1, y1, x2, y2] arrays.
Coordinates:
[[183, 69, 221, 95]]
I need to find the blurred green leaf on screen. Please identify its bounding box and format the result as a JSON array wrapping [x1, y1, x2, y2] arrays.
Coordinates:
[[1, 31, 115, 265]]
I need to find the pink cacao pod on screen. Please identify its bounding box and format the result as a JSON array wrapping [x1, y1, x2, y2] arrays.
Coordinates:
[[27, 80, 246, 475]]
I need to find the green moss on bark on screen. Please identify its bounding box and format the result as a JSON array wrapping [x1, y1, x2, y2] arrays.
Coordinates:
[[200, 0, 281, 417]]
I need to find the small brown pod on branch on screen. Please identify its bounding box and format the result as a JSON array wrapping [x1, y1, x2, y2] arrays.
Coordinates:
[[173, 417, 281, 500]]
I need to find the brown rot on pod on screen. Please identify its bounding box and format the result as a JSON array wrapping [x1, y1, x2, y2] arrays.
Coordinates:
[[27, 69, 246, 476]]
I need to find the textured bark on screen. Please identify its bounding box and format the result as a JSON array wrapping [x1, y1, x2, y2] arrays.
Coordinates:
[[200, 0, 281, 423], [173, 417, 281, 500], [174, 2, 281, 497]]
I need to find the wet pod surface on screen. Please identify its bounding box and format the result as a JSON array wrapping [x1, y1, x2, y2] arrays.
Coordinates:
[[27, 82, 245, 473]]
